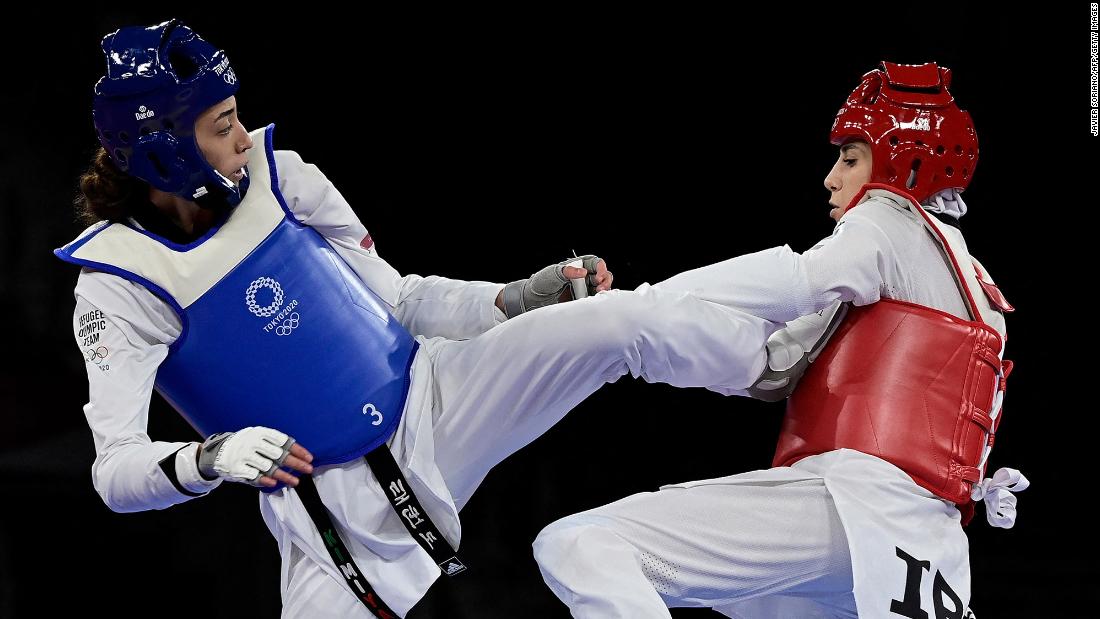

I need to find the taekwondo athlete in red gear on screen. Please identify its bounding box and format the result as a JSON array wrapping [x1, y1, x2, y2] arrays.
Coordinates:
[[533, 61, 1027, 619]]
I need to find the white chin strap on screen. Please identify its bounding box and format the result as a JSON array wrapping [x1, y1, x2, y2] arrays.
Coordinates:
[[922, 187, 968, 219]]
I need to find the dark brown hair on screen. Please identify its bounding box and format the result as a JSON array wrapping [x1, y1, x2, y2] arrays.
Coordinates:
[[73, 147, 151, 226]]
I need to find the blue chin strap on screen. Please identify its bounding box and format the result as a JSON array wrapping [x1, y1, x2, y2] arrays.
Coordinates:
[[92, 19, 248, 207]]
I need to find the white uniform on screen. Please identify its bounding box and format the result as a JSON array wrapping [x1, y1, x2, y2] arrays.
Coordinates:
[[533, 189, 1011, 618], [70, 150, 782, 617]]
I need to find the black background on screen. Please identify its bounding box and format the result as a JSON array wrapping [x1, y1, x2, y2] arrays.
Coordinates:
[[0, 3, 1092, 617]]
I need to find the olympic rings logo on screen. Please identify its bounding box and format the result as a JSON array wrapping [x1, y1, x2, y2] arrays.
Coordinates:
[[275, 313, 300, 336], [245, 277, 284, 317], [85, 346, 109, 364]]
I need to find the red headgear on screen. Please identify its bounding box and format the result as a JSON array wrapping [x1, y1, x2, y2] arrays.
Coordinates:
[[830, 61, 978, 204]]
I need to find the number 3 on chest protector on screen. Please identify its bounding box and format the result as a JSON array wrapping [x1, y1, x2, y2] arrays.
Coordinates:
[[362, 403, 383, 426]]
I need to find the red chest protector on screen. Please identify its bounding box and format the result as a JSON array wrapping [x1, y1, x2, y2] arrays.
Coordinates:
[[773, 185, 1014, 508]]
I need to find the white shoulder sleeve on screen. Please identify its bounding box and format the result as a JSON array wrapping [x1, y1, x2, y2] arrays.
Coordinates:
[[273, 150, 505, 339], [654, 214, 894, 323], [73, 270, 220, 512]]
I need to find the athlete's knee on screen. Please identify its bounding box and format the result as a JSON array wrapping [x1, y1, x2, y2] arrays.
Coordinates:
[[582, 286, 674, 351], [545, 285, 722, 385], [532, 518, 581, 571], [533, 516, 626, 573]]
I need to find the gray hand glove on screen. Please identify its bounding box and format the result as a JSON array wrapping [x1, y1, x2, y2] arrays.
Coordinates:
[[501, 255, 601, 319], [197, 426, 296, 486]]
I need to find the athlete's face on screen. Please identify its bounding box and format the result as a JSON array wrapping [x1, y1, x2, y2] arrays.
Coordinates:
[[195, 96, 253, 186], [823, 141, 873, 222]]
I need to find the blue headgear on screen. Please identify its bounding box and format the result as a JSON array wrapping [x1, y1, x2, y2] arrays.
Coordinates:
[[92, 19, 248, 207]]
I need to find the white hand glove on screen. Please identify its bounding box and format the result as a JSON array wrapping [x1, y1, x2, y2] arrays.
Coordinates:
[[197, 426, 296, 486]]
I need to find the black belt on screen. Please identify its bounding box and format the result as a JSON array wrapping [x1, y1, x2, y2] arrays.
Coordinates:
[[296, 445, 468, 618]]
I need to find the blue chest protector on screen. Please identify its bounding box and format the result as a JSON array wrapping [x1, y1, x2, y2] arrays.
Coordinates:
[[56, 125, 417, 466]]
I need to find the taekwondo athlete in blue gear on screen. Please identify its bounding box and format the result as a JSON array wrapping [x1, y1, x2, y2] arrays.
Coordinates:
[[60, 19, 782, 617], [57, 121, 419, 467]]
